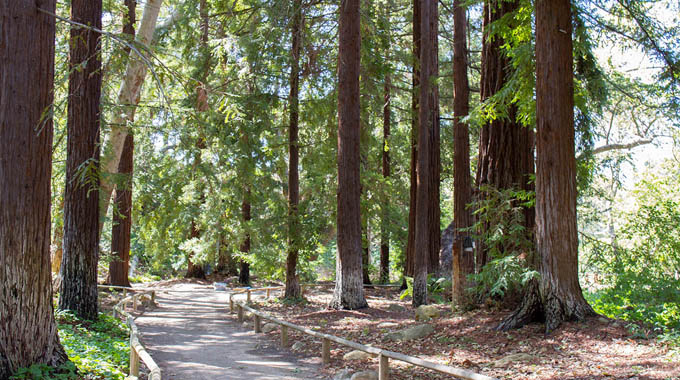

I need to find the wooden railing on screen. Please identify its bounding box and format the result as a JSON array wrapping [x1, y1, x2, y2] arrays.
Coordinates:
[[229, 286, 497, 380], [99, 285, 161, 380]]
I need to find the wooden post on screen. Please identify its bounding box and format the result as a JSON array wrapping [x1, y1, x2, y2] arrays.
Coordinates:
[[229, 297, 234, 313], [281, 325, 288, 347], [322, 338, 331, 364], [379, 354, 389, 380], [254, 315, 261, 333], [247, 290, 252, 303], [151, 291, 156, 303], [133, 295, 138, 311], [266, 289, 270, 298], [124, 289, 128, 298], [237, 305, 244, 322], [130, 339, 140, 376]]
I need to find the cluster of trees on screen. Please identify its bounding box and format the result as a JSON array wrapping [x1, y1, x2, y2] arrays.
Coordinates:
[[2, 0, 678, 376]]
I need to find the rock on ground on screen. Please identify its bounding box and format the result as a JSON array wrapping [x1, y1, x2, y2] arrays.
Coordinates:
[[387, 304, 406, 313], [343, 350, 372, 361], [376, 321, 399, 329], [415, 305, 440, 321], [333, 368, 353, 380], [385, 324, 434, 341], [262, 322, 278, 333]]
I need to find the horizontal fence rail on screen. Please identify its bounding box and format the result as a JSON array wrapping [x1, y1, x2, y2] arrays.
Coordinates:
[[99, 285, 161, 380], [229, 286, 497, 380]]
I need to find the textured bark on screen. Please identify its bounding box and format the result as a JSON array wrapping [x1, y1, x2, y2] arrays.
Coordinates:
[[0, 1, 68, 375], [475, 0, 534, 271], [380, 75, 391, 284], [404, 0, 421, 280], [59, 0, 102, 321], [427, 0, 440, 275], [330, 0, 367, 310], [362, 222, 372, 285], [51, 203, 64, 274], [108, 134, 133, 287], [99, 0, 163, 236], [239, 190, 251, 286], [108, 0, 136, 288], [501, 0, 594, 333], [216, 242, 239, 276], [452, 0, 474, 306], [285, 0, 303, 300], [413, 0, 433, 307], [185, 219, 206, 279]]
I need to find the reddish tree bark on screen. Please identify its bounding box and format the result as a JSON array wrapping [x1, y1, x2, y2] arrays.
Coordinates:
[[108, 134, 133, 288], [330, 0, 367, 310], [499, 0, 594, 333], [452, 0, 474, 306], [413, 0, 434, 307], [427, 0, 440, 275], [475, 0, 534, 271], [108, 0, 136, 288], [59, 0, 102, 320], [404, 0, 421, 281], [285, 0, 303, 299], [0, 1, 69, 375]]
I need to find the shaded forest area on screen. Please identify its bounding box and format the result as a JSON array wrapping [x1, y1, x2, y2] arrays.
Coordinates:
[[1, 0, 679, 378]]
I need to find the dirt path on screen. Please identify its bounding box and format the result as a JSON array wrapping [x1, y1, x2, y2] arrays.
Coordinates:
[[134, 283, 321, 380]]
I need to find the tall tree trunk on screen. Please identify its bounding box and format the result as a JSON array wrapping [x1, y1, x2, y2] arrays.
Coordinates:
[[499, 0, 594, 333], [285, 0, 303, 300], [99, 0, 163, 236], [475, 0, 534, 272], [0, 1, 68, 375], [108, 134, 133, 287], [413, 0, 433, 307], [362, 216, 372, 285], [380, 75, 391, 284], [427, 0, 440, 274], [452, 0, 474, 306], [108, 0, 136, 288], [404, 0, 421, 281], [239, 189, 251, 286], [330, 0, 367, 310], [59, 0, 102, 320]]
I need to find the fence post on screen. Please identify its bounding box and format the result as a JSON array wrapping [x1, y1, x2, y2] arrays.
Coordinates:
[[247, 290, 251, 303], [151, 290, 156, 303], [229, 297, 234, 313], [133, 295, 138, 311], [130, 338, 140, 377], [281, 325, 288, 347], [379, 354, 389, 380], [237, 305, 244, 322], [322, 338, 330, 364], [266, 289, 270, 298], [254, 315, 261, 333]]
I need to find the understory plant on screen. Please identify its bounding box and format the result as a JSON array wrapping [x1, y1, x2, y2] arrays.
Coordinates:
[[469, 185, 538, 305]]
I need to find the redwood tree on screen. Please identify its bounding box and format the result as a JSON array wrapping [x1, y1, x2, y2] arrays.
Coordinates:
[[60, 0, 103, 320], [285, 0, 303, 299], [413, 0, 434, 307], [499, 0, 595, 333], [239, 189, 252, 286], [475, 0, 534, 271], [108, 0, 136, 288], [451, 0, 474, 306], [330, 0, 368, 310], [380, 74, 391, 284], [0, 1, 68, 375]]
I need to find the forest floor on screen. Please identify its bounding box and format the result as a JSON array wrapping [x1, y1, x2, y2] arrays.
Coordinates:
[[120, 281, 321, 380], [247, 286, 680, 380]]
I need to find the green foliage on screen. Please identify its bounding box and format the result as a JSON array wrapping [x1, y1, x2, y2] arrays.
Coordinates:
[[468, 185, 538, 301], [399, 275, 451, 304], [10, 363, 78, 380], [56, 311, 130, 380]]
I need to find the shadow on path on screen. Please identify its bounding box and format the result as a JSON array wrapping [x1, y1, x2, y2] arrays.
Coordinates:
[[135, 283, 321, 380]]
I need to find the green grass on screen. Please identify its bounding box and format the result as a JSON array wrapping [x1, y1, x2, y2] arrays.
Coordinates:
[[12, 311, 130, 380]]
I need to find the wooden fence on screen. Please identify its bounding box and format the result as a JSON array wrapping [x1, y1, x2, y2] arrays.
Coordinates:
[[98, 285, 161, 380], [229, 286, 497, 380]]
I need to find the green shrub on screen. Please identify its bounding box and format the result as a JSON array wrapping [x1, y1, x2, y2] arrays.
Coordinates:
[[400, 275, 452, 304]]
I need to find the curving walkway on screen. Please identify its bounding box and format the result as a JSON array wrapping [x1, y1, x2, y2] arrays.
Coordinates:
[[134, 283, 321, 380]]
